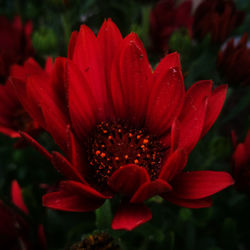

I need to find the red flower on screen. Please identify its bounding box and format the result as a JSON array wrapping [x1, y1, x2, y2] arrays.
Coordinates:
[[193, 0, 244, 44], [0, 180, 47, 250], [232, 130, 250, 193], [11, 19, 234, 230], [150, 0, 193, 54], [0, 16, 33, 83], [217, 33, 250, 86], [0, 58, 52, 140]]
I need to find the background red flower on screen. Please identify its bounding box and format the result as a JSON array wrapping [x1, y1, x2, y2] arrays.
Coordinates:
[[0, 16, 34, 83], [0, 58, 52, 140], [193, 0, 244, 44], [150, 0, 193, 54], [0, 180, 46, 250], [217, 33, 250, 86], [232, 130, 250, 193]]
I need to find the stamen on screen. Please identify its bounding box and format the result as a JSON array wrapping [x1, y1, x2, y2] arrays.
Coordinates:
[[87, 122, 165, 186]]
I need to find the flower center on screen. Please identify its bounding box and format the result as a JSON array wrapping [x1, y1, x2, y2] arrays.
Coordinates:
[[87, 122, 164, 185]]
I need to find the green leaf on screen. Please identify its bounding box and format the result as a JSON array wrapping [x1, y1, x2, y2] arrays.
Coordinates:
[[95, 200, 112, 230]]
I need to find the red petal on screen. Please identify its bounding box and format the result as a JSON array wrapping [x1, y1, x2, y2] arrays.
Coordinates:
[[119, 33, 152, 126], [60, 180, 111, 199], [72, 25, 107, 121], [112, 202, 152, 230], [10, 77, 46, 129], [177, 80, 212, 152], [146, 67, 185, 136], [0, 126, 20, 138], [201, 84, 227, 137], [20, 132, 52, 160], [67, 31, 78, 59], [51, 151, 86, 183], [67, 59, 97, 140], [110, 44, 127, 120], [23, 58, 44, 76], [153, 52, 181, 76], [97, 19, 122, 118], [50, 57, 69, 124], [11, 180, 29, 214], [66, 127, 88, 177], [178, 97, 208, 153], [162, 194, 212, 208], [45, 57, 53, 74], [180, 80, 212, 115], [159, 149, 188, 181], [29, 75, 69, 153], [108, 164, 150, 197], [130, 179, 172, 203], [170, 119, 180, 152], [43, 181, 109, 212], [170, 171, 234, 199], [232, 144, 248, 177]]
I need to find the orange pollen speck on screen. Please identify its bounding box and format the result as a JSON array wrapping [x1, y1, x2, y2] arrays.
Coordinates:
[[87, 122, 165, 185]]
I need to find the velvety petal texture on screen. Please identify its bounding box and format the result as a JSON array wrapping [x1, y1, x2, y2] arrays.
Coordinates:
[[108, 164, 150, 196], [169, 171, 234, 200], [43, 181, 109, 212], [112, 203, 152, 230], [146, 53, 185, 135]]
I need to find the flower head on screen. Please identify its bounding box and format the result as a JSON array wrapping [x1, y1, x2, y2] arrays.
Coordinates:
[[0, 180, 46, 250], [0, 58, 52, 140], [150, 0, 193, 54], [217, 33, 250, 86], [193, 0, 244, 44], [12, 19, 234, 230], [232, 130, 250, 193], [0, 16, 33, 83]]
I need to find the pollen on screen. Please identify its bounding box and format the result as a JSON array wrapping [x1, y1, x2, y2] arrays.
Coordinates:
[[87, 122, 165, 185], [100, 152, 106, 158]]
